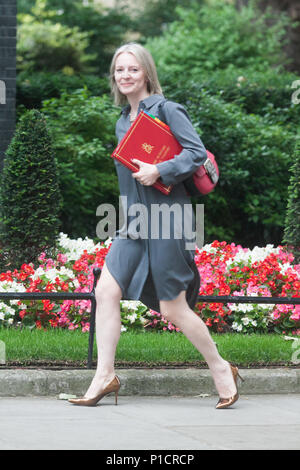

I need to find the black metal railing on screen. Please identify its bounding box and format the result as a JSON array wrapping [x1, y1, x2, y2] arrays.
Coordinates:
[[0, 267, 102, 368], [0, 266, 299, 368]]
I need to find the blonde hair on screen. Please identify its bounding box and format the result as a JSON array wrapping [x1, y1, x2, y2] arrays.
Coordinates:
[[110, 42, 163, 106]]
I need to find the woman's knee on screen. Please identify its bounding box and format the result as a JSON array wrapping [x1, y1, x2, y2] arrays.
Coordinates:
[[95, 263, 122, 304], [159, 290, 187, 321]]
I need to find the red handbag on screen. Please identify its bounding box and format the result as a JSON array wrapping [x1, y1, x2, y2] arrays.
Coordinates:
[[183, 150, 219, 196]]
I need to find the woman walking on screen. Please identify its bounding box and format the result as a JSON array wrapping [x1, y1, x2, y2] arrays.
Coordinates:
[[69, 43, 243, 409]]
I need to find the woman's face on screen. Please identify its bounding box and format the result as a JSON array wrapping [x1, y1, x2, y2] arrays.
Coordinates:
[[114, 52, 148, 101]]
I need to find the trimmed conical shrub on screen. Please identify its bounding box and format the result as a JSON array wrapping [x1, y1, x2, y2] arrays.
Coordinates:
[[282, 139, 300, 264], [0, 109, 62, 270]]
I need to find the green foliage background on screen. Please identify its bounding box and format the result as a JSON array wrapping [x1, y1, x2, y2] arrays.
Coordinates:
[[40, 89, 120, 238], [9, 0, 300, 249]]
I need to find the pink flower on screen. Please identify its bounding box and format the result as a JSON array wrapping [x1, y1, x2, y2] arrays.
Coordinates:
[[45, 259, 55, 270], [82, 323, 90, 333], [290, 305, 300, 322], [232, 290, 245, 296], [247, 285, 272, 296], [271, 310, 281, 320], [60, 300, 73, 313], [57, 253, 68, 264], [38, 252, 46, 262], [277, 304, 293, 313]]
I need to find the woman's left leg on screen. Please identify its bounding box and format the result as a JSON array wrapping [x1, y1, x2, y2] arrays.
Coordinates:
[[159, 290, 237, 399]]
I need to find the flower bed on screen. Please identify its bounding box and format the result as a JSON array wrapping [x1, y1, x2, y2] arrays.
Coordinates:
[[0, 234, 299, 335], [194, 240, 300, 335]]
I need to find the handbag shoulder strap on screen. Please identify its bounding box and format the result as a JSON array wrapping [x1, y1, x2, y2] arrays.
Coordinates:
[[157, 98, 196, 196], [157, 98, 169, 124]]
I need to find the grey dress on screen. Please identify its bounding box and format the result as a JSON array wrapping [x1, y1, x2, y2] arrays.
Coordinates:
[[105, 94, 207, 313]]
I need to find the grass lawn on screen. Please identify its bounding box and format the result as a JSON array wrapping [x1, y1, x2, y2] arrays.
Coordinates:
[[0, 328, 297, 367]]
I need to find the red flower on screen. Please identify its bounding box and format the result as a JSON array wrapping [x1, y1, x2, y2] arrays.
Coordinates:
[[19, 310, 27, 319], [49, 318, 58, 328], [42, 299, 55, 311]]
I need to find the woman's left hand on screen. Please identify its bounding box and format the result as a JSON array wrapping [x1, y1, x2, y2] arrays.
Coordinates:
[[131, 159, 160, 186]]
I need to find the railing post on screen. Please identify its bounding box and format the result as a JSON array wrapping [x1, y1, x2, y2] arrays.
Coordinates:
[[87, 267, 101, 369]]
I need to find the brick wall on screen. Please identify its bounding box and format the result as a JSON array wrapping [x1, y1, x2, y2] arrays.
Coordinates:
[[0, 0, 17, 171]]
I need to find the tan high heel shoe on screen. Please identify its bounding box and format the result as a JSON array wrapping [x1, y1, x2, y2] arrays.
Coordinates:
[[68, 375, 121, 407], [215, 364, 244, 410]]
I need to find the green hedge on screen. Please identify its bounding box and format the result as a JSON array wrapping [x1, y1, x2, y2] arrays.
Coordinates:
[[40, 88, 120, 238], [0, 110, 62, 270], [162, 85, 296, 246], [17, 71, 110, 112], [147, 1, 290, 79], [182, 69, 300, 128], [282, 140, 300, 263]]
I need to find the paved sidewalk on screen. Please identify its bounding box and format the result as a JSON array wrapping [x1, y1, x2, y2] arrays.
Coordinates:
[[0, 394, 300, 450]]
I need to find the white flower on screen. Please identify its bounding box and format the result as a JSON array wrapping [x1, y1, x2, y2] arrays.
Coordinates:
[[59, 266, 75, 279], [241, 317, 250, 325], [259, 303, 274, 310], [45, 268, 59, 282], [127, 313, 137, 324], [0, 302, 15, 316], [104, 237, 113, 248], [232, 322, 243, 332], [0, 280, 26, 292], [121, 300, 143, 311], [35, 266, 75, 284], [31, 266, 46, 280], [121, 325, 127, 332], [229, 303, 254, 313], [248, 295, 273, 310], [129, 301, 143, 310], [280, 263, 292, 275], [199, 244, 218, 254], [227, 250, 251, 267], [72, 279, 80, 289], [56, 232, 104, 261], [226, 244, 281, 270]]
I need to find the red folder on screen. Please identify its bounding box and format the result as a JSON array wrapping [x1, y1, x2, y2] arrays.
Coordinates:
[[111, 110, 182, 195]]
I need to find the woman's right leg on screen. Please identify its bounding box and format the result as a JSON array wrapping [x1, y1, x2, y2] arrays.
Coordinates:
[[84, 262, 123, 399]]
